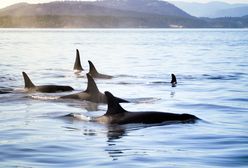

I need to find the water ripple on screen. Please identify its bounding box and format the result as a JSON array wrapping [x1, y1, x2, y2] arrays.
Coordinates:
[[0, 29, 247, 168]]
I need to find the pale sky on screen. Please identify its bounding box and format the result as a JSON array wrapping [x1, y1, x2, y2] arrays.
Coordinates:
[[0, 0, 248, 9]]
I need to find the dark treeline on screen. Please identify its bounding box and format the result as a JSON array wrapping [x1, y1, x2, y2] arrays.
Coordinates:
[[0, 15, 247, 28]]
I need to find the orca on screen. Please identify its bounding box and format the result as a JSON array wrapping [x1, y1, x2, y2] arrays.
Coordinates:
[[73, 49, 84, 73], [0, 87, 13, 94], [0, 90, 12, 94], [22, 72, 74, 93], [88, 60, 113, 79], [91, 91, 199, 125], [60, 73, 128, 104], [171, 74, 177, 87]]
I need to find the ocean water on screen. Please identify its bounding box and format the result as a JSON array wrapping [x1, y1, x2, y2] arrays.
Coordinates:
[[0, 29, 247, 168]]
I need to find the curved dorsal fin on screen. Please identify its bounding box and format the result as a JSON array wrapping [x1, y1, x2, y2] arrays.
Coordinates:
[[73, 49, 84, 71], [85, 73, 99, 94], [88, 60, 98, 75], [105, 91, 127, 115], [171, 74, 177, 84], [22, 72, 35, 88]]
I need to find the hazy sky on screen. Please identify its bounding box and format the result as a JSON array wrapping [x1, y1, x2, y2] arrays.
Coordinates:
[[0, 0, 248, 9]]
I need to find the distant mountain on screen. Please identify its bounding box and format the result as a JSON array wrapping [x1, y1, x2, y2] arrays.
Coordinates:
[[170, 1, 248, 18], [243, 15, 248, 19], [0, 0, 191, 18], [214, 6, 248, 17], [0, 0, 204, 28], [203, 16, 248, 28], [0, 2, 142, 17], [0, 0, 247, 28], [93, 0, 192, 18]]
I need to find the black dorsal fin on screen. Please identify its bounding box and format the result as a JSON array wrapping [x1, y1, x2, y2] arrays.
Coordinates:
[[73, 49, 84, 71], [88, 60, 98, 75], [22, 72, 35, 88], [85, 73, 99, 94], [171, 74, 177, 84], [105, 91, 127, 115]]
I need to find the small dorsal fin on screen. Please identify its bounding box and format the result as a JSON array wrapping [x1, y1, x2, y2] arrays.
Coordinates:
[[105, 91, 127, 115], [22, 72, 35, 88], [171, 74, 177, 84], [73, 49, 84, 71], [88, 60, 98, 75], [85, 73, 99, 93]]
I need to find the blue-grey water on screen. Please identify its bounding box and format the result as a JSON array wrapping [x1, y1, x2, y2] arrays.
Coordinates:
[[0, 29, 247, 168]]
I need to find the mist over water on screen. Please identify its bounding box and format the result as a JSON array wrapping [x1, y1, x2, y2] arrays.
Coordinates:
[[0, 29, 247, 167]]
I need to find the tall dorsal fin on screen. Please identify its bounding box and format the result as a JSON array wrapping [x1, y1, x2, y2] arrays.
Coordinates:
[[171, 74, 177, 84], [88, 60, 98, 75], [73, 49, 84, 71], [85, 73, 99, 93], [105, 91, 127, 115], [22, 72, 35, 88]]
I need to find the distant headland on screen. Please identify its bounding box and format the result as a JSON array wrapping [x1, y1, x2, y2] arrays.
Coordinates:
[[0, 0, 247, 28]]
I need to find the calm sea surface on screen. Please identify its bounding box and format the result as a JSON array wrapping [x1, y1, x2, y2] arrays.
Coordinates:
[[0, 29, 247, 168]]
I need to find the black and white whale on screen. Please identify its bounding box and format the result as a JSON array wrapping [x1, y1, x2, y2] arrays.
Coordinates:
[[67, 91, 199, 125], [73, 49, 84, 73], [171, 73, 177, 87], [60, 73, 127, 104], [93, 91, 199, 124], [0, 90, 12, 94], [88, 60, 113, 79], [22, 72, 74, 93], [0, 87, 13, 94]]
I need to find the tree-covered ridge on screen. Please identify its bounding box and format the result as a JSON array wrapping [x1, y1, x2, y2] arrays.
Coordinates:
[[0, 1, 247, 28]]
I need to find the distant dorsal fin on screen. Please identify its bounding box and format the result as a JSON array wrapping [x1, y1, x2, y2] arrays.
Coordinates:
[[105, 91, 127, 115], [85, 73, 99, 94], [73, 49, 84, 71], [22, 72, 35, 88], [171, 74, 177, 84], [88, 60, 98, 75]]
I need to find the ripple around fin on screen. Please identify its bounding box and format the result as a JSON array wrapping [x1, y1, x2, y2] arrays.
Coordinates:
[[116, 82, 144, 85], [31, 95, 60, 100], [128, 97, 161, 103], [202, 74, 241, 80], [115, 74, 138, 78], [64, 113, 91, 121], [227, 98, 248, 102], [149, 81, 170, 84]]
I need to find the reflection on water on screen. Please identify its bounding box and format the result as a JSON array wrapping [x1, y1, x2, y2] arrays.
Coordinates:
[[0, 29, 248, 168]]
